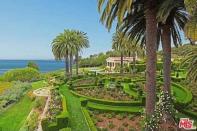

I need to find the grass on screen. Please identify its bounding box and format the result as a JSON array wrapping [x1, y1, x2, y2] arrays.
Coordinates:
[[59, 85, 90, 131], [0, 81, 45, 131], [123, 83, 138, 98], [87, 102, 142, 113], [0, 82, 12, 94]]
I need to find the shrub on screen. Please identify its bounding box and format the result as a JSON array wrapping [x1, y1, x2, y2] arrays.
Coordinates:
[[3, 68, 40, 82], [27, 61, 39, 70], [0, 82, 31, 109]]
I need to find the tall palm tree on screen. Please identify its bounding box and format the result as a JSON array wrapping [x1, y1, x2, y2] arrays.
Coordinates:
[[120, 0, 188, 94], [112, 32, 128, 74], [157, 0, 188, 93], [74, 31, 89, 75], [52, 31, 71, 77], [98, 0, 158, 120]]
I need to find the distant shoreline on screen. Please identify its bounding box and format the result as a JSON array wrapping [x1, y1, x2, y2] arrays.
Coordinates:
[[0, 60, 64, 75]]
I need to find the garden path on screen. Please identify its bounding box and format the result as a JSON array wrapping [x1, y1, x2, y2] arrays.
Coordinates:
[[59, 85, 90, 131]]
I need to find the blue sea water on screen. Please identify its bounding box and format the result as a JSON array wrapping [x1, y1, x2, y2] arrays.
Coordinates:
[[0, 60, 65, 75]]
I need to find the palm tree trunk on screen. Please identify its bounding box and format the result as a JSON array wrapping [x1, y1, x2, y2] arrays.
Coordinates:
[[120, 51, 123, 74], [75, 51, 79, 75], [162, 25, 171, 93], [145, 1, 157, 120], [65, 52, 69, 77], [132, 52, 136, 74], [70, 52, 73, 76]]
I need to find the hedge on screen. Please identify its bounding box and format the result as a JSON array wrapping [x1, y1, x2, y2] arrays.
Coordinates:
[[81, 107, 97, 131], [172, 82, 192, 106], [179, 109, 197, 119], [42, 95, 69, 131], [70, 90, 143, 106], [87, 102, 143, 113], [71, 77, 96, 87]]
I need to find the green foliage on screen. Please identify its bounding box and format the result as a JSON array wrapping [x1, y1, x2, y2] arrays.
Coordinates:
[[20, 110, 40, 131], [59, 85, 90, 131], [42, 96, 69, 131], [87, 102, 142, 113], [3, 68, 40, 82], [81, 107, 97, 131], [27, 61, 39, 70], [0, 82, 32, 109], [71, 90, 143, 106], [172, 82, 193, 106]]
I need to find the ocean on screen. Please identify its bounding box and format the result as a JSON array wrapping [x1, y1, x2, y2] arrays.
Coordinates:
[[0, 60, 65, 75]]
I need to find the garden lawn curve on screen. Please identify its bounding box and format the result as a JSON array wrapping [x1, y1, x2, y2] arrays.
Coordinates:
[[0, 81, 45, 131], [59, 84, 90, 131]]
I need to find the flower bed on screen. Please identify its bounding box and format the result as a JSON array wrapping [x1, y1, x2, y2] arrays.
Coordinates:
[[89, 109, 143, 131], [75, 87, 133, 101]]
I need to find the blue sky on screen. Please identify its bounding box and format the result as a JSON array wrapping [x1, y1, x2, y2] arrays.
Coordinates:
[[0, 0, 115, 60]]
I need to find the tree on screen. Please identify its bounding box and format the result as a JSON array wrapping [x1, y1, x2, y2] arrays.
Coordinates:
[[98, 0, 158, 121], [119, 0, 188, 94], [52, 30, 72, 77], [74, 31, 89, 75], [52, 30, 89, 77], [182, 45, 197, 82], [112, 32, 128, 74], [125, 43, 145, 74], [27, 61, 39, 71], [185, 0, 197, 42], [157, 0, 188, 93]]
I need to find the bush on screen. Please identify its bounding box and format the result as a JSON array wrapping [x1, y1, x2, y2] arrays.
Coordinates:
[[3, 68, 40, 82], [0, 82, 32, 109], [27, 61, 39, 70]]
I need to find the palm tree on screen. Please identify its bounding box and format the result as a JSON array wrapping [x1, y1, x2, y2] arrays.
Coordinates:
[[74, 31, 89, 75], [52, 31, 71, 77], [182, 45, 197, 82], [157, 0, 188, 93], [98, 0, 158, 119], [112, 32, 129, 74], [125, 43, 145, 74], [185, 0, 197, 43], [120, 0, 188, 93]]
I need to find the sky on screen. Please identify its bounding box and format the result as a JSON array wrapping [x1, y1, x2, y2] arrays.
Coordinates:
[[0, 0, 115, 60]]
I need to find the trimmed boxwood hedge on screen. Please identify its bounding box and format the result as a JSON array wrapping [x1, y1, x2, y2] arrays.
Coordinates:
[[179, 109, 197, 119], [87, 102, 143, 113], [41, 95, 69, 131], [81, 107, 97, 131], [172, 82, 192, 106], [70, 90, 143, 106]]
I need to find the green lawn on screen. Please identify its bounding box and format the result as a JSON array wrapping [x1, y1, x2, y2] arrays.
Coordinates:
[[0, 81, 45, 131], [59, 85, 90, 131]]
